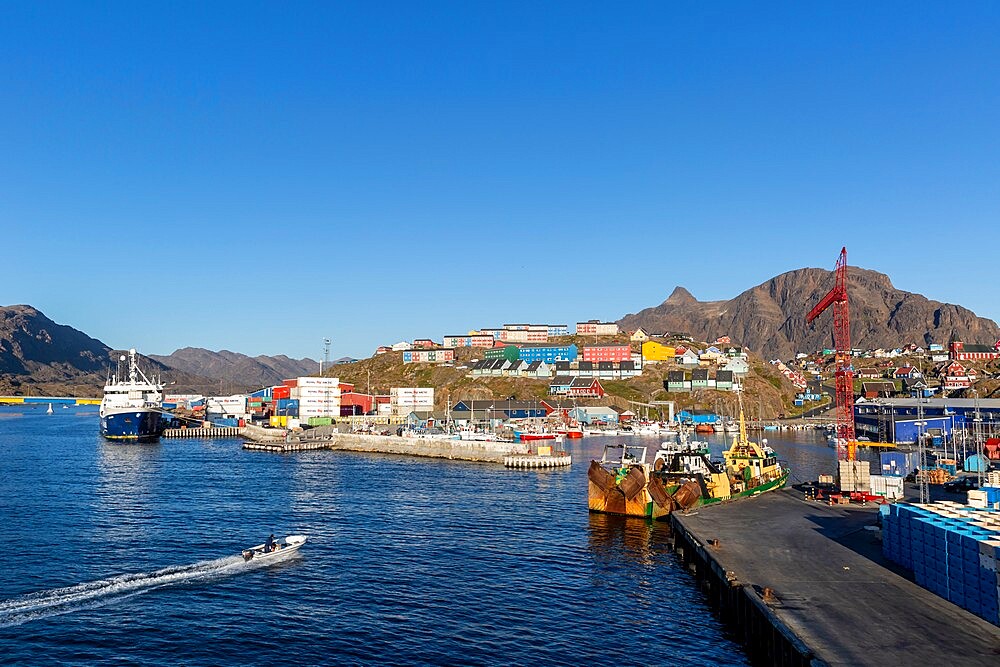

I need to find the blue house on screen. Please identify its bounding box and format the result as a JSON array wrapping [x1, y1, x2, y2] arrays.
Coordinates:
[[517, 343, 577, 364]]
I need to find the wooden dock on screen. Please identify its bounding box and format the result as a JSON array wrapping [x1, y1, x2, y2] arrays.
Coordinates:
[[163, 426, 242, 438], [670, 489, 1000, 665]]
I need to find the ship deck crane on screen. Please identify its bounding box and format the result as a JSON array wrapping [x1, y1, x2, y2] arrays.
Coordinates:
[[806, 247, 857, 461]]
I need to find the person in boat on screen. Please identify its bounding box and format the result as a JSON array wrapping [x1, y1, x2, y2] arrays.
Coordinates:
[[265, 534, 275, 553]]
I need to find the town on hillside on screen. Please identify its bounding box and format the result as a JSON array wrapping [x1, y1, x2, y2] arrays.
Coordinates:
[[161, 318, 1000, 450]]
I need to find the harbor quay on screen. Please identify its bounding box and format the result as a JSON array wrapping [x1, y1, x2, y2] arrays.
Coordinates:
[[240, 424, 525, 462], [670, 489, 1000, 666]]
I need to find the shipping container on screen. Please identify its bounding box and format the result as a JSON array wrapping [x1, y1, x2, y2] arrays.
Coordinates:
[[869, 475, 904, 500]]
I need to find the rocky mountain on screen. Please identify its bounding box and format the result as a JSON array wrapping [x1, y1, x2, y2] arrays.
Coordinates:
[[150, 348, 318, 391], [0, 304, 208, 396], [0, 305, 315, 396], [618, 267, 1000, 361]]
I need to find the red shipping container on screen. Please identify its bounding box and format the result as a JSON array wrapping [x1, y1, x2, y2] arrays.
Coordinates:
[[272, 386, 291, 400]]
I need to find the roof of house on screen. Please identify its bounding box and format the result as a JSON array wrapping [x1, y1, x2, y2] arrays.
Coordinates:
[[570, 376, 600, 388], [578, 361, 594, 371], [598, 361, 614, 370], [691, 369, 709, 381], [957, 344, 998, 353], [667, 371, 686, 381], [525, 360, 544, 371], [550, 375, 575, 386], [716, 370, 734, 382], [863, 381, 897, 393]]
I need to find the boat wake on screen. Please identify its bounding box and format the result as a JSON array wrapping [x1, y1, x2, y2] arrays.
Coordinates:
[[0, 554, 272, 628]]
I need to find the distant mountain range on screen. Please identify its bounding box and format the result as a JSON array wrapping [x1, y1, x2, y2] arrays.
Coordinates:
[[618, 267, 1000, 360], [5, 265, 999, 396], [149, 348, 318, 390], [0, 304, 317, 396]]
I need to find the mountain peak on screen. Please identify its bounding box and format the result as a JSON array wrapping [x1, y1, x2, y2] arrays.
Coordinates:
[[666, 286, 697, 305], [619, 266, 1000, 360]]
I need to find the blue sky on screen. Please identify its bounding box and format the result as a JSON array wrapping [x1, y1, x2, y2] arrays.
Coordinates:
[[3, 2, 998, 360]]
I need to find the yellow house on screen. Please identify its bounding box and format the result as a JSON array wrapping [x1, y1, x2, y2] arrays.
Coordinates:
[[642, 341, 675, 362], [630, 328, 649, 342]]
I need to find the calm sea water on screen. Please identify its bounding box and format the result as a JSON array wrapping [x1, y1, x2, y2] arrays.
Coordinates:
[[0, 407, 855, 665]]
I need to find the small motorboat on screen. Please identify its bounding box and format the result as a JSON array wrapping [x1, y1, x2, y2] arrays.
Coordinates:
[[242, 534, 308, 562]]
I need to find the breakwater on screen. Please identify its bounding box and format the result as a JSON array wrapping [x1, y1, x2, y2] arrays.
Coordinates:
[[242, 426, 523, 463]]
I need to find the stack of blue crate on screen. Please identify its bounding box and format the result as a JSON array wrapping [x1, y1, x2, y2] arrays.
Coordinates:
[[882, 502, 1000, 626]]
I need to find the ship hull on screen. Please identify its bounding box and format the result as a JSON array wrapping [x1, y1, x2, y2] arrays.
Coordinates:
[[100, 408, 165, 442]]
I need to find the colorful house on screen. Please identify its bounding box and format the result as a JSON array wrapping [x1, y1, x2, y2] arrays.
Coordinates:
[[666, 371, 690, 393], [949, 340, 1000, 362], [940, 361, 972, 390], [641, 341, 676, 362], [629, 328, 649, 342], [484, 345, 521, 362], [515, 343, 578, 364], [568, 377, 605, 398], [576, 320, 619, 336], [403, 348, 455, 364], [582, 344, 631, 363]]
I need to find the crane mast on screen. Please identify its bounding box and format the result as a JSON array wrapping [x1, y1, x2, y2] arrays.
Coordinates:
[[806, 247, 857, 461]]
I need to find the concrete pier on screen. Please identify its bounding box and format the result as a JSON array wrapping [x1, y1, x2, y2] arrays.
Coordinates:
[[671, 490, 1000, 666], [242, 427, 523, 463]]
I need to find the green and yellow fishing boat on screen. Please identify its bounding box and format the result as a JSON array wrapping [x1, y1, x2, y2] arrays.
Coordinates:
[[587, 394, 789, 520]]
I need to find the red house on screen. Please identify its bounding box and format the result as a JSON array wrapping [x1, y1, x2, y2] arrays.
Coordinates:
[[582, 344, 631, 363], [413, 339, 436, 349], [568, 377, 605, 399], [940, 361, 972, 390], [949, 340, 1000, 361]]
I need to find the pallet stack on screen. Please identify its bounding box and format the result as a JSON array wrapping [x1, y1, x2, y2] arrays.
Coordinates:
[[882, 501, 1000, 626]]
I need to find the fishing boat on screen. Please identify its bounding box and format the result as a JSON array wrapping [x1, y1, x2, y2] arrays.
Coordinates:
[[99, 349, 166, 442], [587, 393, 789, 520], [241, 534, 308, 562]]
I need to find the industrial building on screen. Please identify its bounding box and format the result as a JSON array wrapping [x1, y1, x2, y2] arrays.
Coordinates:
[[854, 397, 1000, 443]]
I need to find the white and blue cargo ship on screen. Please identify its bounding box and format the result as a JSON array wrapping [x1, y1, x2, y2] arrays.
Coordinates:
[[99, 349, 166, 441]]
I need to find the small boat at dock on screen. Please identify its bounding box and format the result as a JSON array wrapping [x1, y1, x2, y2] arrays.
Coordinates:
[[242, 534, 308, 562]]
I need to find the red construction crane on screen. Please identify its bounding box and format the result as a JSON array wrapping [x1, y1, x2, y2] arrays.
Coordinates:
[[806, 247, 857, 461]]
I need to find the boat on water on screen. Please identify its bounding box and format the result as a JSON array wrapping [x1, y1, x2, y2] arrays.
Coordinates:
[[46, 403, 53, 415], [241, 534, 308, 562], [458, 426, 497, 441], [514, 430, 564, 442], [587, 394, 789, 520], [99, 349, 166, 442]]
